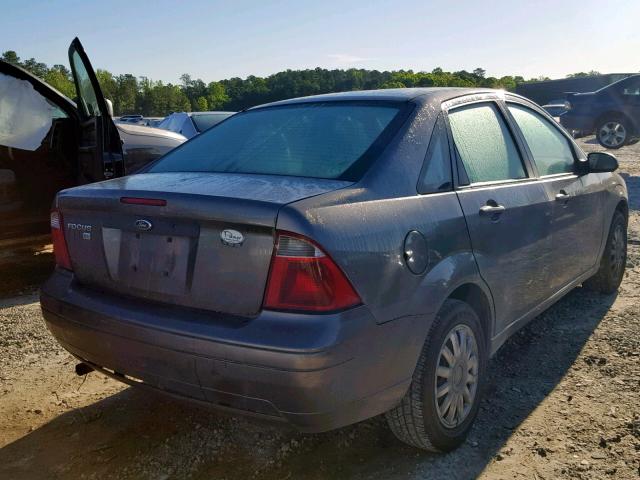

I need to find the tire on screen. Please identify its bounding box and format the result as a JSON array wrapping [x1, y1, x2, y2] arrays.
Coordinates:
[[584, 210, 627, 294], [596, 115, 631, 149], [385, 299, 487, 451]]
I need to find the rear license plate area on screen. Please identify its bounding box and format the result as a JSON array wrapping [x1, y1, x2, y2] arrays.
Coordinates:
[[102, 217, 199, 296]]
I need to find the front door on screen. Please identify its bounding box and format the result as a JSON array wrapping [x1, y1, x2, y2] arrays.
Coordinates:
[[68, 37, 123, 183], [446, 101, 553, 334], [506, 102, 602, 292], [0, 60, 79, 237]]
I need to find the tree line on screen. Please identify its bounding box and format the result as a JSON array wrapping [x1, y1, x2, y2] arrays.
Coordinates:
[[1, 50, 596, 117]]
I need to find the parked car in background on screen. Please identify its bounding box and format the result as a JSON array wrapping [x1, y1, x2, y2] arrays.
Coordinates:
[[41, 88, 627, 452], [118, 114, 144, 123], [541, 100, 568, 118], [142, 117, 163, 128], [542, 100, 586, 138], [0, 37, 186, 239], [561, 74, 640, 148], [158, 111, 235, 138]]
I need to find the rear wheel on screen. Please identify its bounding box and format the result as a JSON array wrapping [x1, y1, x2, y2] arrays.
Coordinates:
[[385, 299, 487, 451], [584, 210, 627, 293], [596, 115, 630, 149]]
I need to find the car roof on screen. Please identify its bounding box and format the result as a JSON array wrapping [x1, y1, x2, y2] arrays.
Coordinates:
[[251, 87, 501, 109]]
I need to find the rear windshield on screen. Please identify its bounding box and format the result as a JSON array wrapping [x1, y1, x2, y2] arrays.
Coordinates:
[[191, 112, 234, 132], [147, 102, 404, 180]]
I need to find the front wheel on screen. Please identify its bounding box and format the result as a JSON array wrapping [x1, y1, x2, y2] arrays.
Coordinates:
[[584, 210, 627, 293], [385, 299, 487, 451]]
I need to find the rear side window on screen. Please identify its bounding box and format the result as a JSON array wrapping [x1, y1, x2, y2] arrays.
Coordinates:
[[448, 103, 526, 184], [418, 115, 452, 194], [148, 102, 403, 180], [508, 104, 575, 176]]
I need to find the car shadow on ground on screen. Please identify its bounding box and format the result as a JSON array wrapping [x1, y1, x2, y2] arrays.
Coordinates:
[[0, 287, 616, 480], [0, 234, 52, 298]]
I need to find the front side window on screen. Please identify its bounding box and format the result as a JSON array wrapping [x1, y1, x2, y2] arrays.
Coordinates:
[[418, 115, 452, 194], [148, 102, 403, 180], [70, 51, 100, 118], [448, 103, 526, 184], [508, 104, 575, 176]]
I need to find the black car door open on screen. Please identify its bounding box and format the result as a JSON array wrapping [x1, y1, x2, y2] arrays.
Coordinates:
[[68, 37, 124, 183]]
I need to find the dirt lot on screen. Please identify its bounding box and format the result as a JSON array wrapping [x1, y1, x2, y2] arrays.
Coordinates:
[[1, 137, 639, 480]]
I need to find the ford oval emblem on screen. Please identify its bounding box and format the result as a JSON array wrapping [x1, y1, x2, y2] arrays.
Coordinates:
[[135, 219, 153, 231], [220, 229, 244, 246]]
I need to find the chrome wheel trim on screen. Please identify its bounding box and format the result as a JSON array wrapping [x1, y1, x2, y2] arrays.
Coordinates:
[[434, 324, 479, 429], [599, 122, 627, 147], [610, 223, 626, 278]]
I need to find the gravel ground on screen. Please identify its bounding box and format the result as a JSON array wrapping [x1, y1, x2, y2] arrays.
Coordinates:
[[0, 137, 639, 480]]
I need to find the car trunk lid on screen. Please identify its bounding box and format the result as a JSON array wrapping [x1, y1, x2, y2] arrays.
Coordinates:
[[57, 172, 351, 316]]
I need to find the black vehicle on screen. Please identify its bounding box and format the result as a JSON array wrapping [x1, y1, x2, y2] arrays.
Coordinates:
[[561, 74, 640, 149], [0, 38, 186, 239]]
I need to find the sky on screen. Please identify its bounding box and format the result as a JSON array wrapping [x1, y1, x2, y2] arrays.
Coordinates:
[[1, 0, 638, 84]]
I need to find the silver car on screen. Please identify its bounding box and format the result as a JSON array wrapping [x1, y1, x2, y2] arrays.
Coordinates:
[[41, 88, 627, 451]]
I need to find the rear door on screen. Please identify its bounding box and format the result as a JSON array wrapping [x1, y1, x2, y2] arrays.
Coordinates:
[[446, 99, 553, 334], [505, 100, 602, 290], [68, 37, 124, 183]]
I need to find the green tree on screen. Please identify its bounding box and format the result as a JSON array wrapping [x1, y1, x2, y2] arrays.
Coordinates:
[[195, 96, 208, 111], [95, 69, 117, 103], [43, 66, 75, 98], [380, 80, 406, 89], [473, 67, 486, 78], [1, 50, 20, 65], [206, 81, 229, 109], [115, 74, 138, 114], [21, 58, 48, 78]]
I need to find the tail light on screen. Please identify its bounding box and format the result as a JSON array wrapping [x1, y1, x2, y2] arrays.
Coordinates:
[[263, 232, 361, 313], [50, 209, 72, 271]]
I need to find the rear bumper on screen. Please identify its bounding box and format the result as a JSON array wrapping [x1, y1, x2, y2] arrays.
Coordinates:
[[40, 270, 425, 432]]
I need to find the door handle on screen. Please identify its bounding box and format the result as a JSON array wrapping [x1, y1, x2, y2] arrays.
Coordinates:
[[479, 204, 506, 216], [555, 190, 570, 202]]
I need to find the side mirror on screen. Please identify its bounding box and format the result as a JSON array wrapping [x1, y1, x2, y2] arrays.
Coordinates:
[[105, 98, 114, 117], [586, 151, 618, 173]]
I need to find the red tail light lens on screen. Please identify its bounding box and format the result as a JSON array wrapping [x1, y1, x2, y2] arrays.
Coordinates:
[[263, 232, 361, 312], [50, 209, 72, 271]]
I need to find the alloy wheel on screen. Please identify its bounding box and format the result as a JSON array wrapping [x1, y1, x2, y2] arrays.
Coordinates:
[[610, 223, 626, 279], [434, 324, 479, 428], [599, 122, 627, 148]]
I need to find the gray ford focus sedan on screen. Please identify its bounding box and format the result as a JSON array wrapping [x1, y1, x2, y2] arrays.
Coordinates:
[[40, 88, 628, 451]]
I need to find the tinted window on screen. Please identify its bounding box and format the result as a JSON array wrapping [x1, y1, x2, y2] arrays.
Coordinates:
[[508, 104, 575, 176], [191, 113, 233, 132], [418, 115, 452, 194], [448, 103, 526, 183], [149, 103, 402, 180], [70, 51, 100, 118], [622, 78, 640, 96]]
